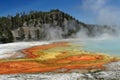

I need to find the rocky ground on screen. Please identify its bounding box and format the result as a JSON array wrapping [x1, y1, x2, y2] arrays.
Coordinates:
[[0, 72, 119, 80]]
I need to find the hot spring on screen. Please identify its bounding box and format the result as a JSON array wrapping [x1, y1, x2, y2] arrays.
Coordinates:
[[73, 37, 120, 57], [0, 36, 120, 59]]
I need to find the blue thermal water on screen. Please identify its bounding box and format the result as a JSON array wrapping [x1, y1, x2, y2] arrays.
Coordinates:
[[75, 38, 120, 57]]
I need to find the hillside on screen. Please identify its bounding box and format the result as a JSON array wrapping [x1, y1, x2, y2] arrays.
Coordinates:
[[0, 9, 116, 43]]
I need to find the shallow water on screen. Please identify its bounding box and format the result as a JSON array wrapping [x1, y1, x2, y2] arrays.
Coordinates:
[[78, 38, 120, 57]]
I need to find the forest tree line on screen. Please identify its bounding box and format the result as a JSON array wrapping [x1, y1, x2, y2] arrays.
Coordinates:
[[0, 9, 84, 43]]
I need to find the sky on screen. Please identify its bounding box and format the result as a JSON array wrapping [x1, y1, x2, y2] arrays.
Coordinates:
[[0, 0, 120, 25]]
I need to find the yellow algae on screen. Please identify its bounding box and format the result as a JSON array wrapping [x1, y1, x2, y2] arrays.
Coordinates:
[[37, 51, 61, 60]]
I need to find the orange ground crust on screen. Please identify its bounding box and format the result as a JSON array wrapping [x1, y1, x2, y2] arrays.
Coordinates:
[[22, 42, 69, 58], [0, 42, 117, 74], [0, 60, 105, 74]]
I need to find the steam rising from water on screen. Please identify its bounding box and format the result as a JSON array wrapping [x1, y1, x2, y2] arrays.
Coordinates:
[[44, 24, 63, 40], [1, 0, 120, 59], [82, 0, 120, 26]]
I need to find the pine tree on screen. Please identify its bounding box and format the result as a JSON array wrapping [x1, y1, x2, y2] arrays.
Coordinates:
[[18, 27, 25, 40], [35, 29, 40, 40], [6, 29, 14, 42], [28, 31, 31, 40]]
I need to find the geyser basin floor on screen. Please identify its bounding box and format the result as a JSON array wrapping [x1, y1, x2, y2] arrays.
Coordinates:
[[0, 42, 118, 74]]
